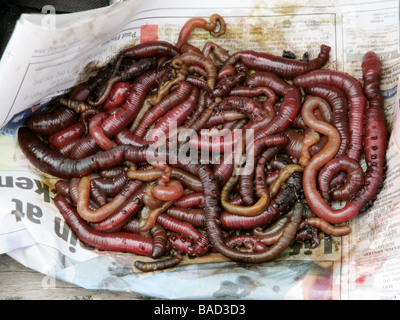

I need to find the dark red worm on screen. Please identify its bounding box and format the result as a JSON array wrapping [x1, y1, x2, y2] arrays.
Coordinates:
[[157, 213, 204, 243], [90, 180, 146, 233], [90, 58, 156, 107], [69, 135, 102, 159], [238, 135, 286, 206], [221, 44, 331, 79], [88, 112, 116, 151], [63, 69, 168, 159], [188, 97, 270, 153], [183, 89, 214, 127], [304, 84, 350, 157], [101, 68, 171, 138], [198, 163, 304, 263], [145, 87, 199, 142], [300, 52, 387, 223], [120, 217, 168, 259], [184, 75, 212, 93], [89, 172, 128, 206], [103, 81, 132, 110], [229, 85, 278, 111], [245, 71, 302, 139], [148, 223, 168, 259], [172, 52, 217, 89], [117, 41, 180, 63], [166, 233, 209, 257], [48, 121, 86, 149], [165, 206, 206, 228], [202, 41, 230, 64], [202, 110, 246, 129], [17, 127, 155, 179], [113, 128, 149, 147], [26, 105, 78, 136], [157, 213, 209, 257], [173, 192, 205, 208], [283, 128, 304, 161], [358, 51, 388, 211], [220, 158, 302, 230], [293, 69, 366, 161], [218, 96, 267, 122], [133, 81, 193, 137], [54, 194, 153, 256], [225, 235, 269, 253], [318, 156, 364, 202], [213, 63, 248, 98]]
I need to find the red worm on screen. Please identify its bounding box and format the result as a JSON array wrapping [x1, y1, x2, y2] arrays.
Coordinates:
[[198, 163, 304, 263], [91, 181, 146, 233], [165, 206, 206, 228], [304, 84, 350, 157], [49, 122, 86, 149], [238, 135, 286, 205], [119, 217, 167, 260], [293, 69, 366, 161], [17, 127, 153, 179], [218, 96, 267, 122], [225, 235, 269, 253], [149, 223, 168, 259], [183, 89, 214, 127], [133, 81, 193, 137], [175, 14, 226, 49], [103, 81, 132, 110], [89, 172, 128, 206], [172, 52, 217, 89], [118, 41, 180, 61], [283, 128, 304, 161], [113, 128, 150, 147], [157, 213, 206, 244], [76, 176, 136, 223], [213, 63, 248, 98], [145, 87, 199, 142], [202, 110, 247, 129], [173, 192, 205, 208], [221, 44, 331, 79], [54, 194, 153, 256], [202, 41, 231, 63], [26, 106, 78, 135], [245, 71, 302, 139], [90, 58, 156, 107], [152, 180, 185, 201], [220, 159, 302, 230], [299, 53, 387, 223], [188, 97, 271, 153], [101, 68, 171, 138], [299, 217, 351, 237], [88, 112, 117, 151], [69, 135, 102, 159], [318, 156, 364, 202], [229, 86, 278, 111]]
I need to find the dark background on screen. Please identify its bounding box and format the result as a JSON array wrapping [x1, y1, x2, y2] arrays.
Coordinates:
[[0, 0, 110, 58]]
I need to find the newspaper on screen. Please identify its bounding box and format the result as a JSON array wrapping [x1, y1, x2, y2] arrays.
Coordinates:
[[0, 0, 399, 300]]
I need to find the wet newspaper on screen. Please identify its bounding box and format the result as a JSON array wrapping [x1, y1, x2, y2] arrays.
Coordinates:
[[0, 0, 399, 299]]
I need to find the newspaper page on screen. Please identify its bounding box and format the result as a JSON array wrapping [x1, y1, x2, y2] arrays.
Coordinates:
[[0, 0, 399, 299]]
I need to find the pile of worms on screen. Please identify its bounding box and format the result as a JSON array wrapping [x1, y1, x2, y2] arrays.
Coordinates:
[[17, 14, 388, 271]]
